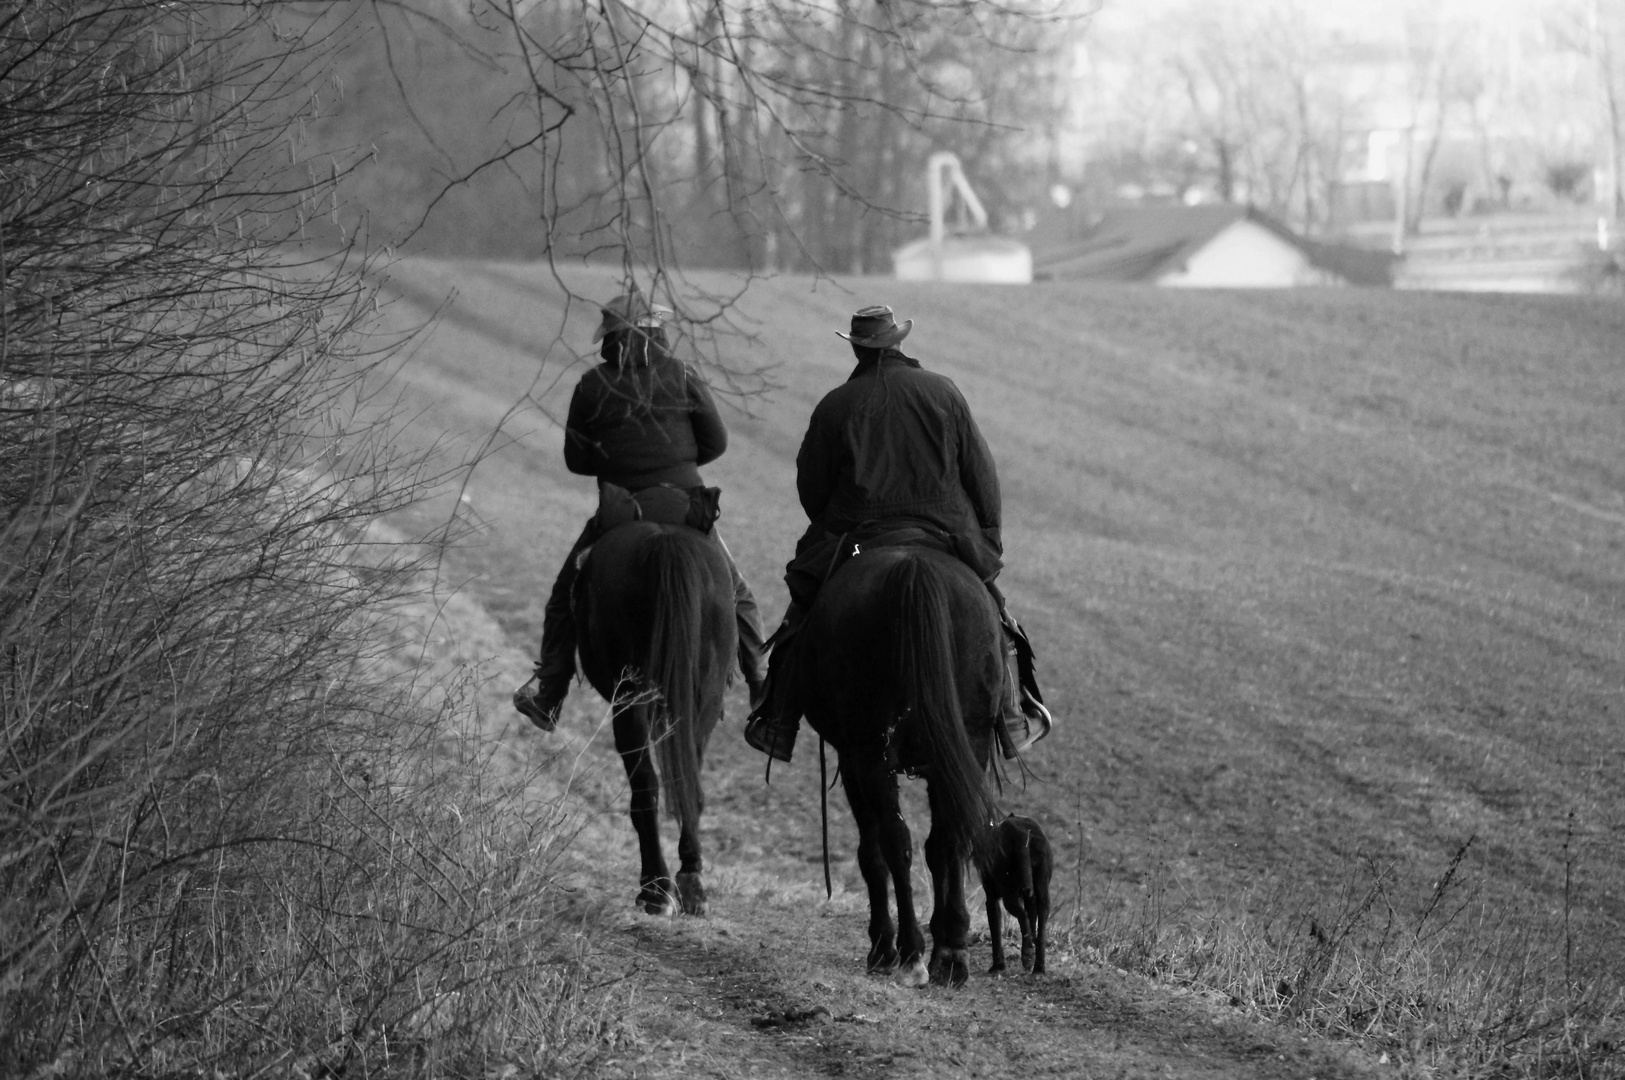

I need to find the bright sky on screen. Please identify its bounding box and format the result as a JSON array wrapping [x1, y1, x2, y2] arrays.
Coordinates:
[[1093, 0, 1571, 36]]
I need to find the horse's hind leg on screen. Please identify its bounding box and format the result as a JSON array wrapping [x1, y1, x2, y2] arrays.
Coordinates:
[[613, 704, 674, 915], [924, 789, 972, 987], [673, 687, 722, 917], [842, 759, 923, 982], [674, 811, 706, 917]]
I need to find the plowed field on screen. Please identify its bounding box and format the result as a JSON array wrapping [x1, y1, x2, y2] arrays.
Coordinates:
[[373, 260, 1625, 1077]]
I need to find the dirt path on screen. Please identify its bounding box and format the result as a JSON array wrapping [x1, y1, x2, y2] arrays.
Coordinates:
[[582, 894, 1371, 1079], [524, 723, 1377, 1080]]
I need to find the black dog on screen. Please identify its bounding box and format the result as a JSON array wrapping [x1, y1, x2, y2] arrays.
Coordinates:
[[981, 814, 1052, 975]]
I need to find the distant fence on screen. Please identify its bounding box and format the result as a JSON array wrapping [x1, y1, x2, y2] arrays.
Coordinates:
[[1339, 214, 1618, 294]]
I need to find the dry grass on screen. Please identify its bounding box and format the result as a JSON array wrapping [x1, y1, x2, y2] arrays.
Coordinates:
[[1054, 834, 1625, 1078]]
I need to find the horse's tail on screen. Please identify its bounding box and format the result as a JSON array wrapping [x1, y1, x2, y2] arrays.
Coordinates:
[[888, 556, 998, 874], [645, 531, 706, 828]]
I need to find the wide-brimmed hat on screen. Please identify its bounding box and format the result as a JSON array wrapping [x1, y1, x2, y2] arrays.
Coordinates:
[[592, 289, 673, 343], [835, 304, 912, 348]]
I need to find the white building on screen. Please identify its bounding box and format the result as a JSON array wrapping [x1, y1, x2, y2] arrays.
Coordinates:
[[1032, 205, 1394, 288]]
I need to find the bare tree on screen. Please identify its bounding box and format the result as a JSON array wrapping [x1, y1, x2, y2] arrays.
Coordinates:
[[1545, 0, 1625, 218], [2, 5, 587, 1072], [1151, 0, 1358, 232], [351, 2, 1081, 300]]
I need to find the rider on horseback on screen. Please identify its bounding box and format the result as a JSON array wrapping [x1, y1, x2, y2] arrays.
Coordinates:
[[514, 288, 768, 730], [743, 304, 1052, 763]]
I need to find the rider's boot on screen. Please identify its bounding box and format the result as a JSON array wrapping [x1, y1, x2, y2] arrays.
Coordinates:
[[514, 548, 582, 731], [743, 603, 805, 763], [514, 659, 572, 732]]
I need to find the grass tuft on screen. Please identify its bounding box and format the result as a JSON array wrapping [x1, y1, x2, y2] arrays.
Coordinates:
[[1056, 836, 1625, 1078]]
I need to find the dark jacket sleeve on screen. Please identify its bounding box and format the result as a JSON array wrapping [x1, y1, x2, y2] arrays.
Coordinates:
[[687, 365, 728, 467], [795, 400, 838, 523], [954, 389, 1002, 542], [562, 374, 602, 477]]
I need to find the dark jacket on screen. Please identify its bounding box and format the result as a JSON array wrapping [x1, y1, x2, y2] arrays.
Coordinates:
[[564, 348, 727, 491], [796, 349, 1001, 543]]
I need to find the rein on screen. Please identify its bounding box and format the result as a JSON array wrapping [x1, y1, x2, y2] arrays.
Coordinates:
[[820, 737, 832, 899], [766, 735, 834, 901]]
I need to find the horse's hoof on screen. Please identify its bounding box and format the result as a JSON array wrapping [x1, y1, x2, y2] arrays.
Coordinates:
[[675, 871, 706, 917], [638, 880, 676, 916], [929, 949, 969, 988], [896, 956, 929, 988], [866, 940, 898, 973]]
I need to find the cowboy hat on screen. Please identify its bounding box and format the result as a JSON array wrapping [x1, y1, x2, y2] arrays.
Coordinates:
[[835, 304, 912, 348], [592, 289, 674, 343]]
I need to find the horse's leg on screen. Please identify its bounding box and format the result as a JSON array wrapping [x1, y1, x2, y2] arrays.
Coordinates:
[[673, 798, 706, 917], [838, 759, 896, 972], [613, 700, 674, 915], [924, 782, 972, 987], [875, 769, 927, 987], [986, 893, 1007, 975], [840, 757, 924, 981]]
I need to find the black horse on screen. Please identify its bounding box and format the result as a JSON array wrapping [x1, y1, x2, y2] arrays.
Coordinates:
[[575, 520, 737, 916], [798, 544, 1002, 987]]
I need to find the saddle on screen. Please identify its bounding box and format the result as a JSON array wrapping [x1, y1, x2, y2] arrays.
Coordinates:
[[573, 482, 724, 653], [788, 519, 1002, 611], [593, 481, 721, 536], [828, 521, 954, 582]]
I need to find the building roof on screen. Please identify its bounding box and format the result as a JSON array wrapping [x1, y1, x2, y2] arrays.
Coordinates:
[[1033, 204, 1396, 286]]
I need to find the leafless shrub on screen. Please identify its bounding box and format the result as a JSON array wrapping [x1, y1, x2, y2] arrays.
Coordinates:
[[1, 3, 605, 1073]]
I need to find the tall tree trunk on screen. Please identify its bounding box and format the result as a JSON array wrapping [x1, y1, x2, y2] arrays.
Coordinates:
[[1214, 138, 1235, 202], [867, 44, 900, 273], [1599, 6, 1624, 219], [691, 44, 714, 215], [1408, 103, 1448, 235]]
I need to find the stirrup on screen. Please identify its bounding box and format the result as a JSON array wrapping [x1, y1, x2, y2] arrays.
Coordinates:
[[514, 669, 566, 732], [997, 694, 1052, 759], [1016, 692, 1052, 752], [744, 712, 795, 763]]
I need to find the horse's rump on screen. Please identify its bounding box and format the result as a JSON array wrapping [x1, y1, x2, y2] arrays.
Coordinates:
[[801, 546, 1002, 867], [576, 521, 734, 826]]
